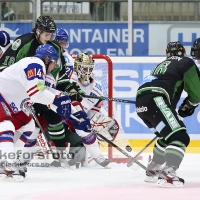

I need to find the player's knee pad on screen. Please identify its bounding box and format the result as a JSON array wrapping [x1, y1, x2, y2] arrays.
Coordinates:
[[166, 130, 190, 147], [16, 119, 35, 144], [0, 120, 15, 143]]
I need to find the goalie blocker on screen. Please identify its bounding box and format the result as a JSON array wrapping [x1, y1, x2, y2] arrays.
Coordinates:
[[89, 112, 119, 142]]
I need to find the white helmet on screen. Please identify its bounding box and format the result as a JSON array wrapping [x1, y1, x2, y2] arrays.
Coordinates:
[[74, 53, 94, 86]]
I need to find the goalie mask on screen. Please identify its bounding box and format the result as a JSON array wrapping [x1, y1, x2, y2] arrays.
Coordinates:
[[74, 53, 95, 86], [166, 41, 186, 58]]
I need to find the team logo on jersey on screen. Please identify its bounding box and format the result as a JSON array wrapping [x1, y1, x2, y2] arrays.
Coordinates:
[[27, 69, 34, 79], [24, 64, 44, 81], [20, 98, 31, 112], [11, 39, 21, 51]]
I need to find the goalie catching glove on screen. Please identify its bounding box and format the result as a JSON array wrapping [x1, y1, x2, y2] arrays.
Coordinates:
[[65, 81, 85, 102], [178, 97, 198, 118], [90, 112, 119, 141]]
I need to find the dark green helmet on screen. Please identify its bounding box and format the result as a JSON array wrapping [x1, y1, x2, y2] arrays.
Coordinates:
[[166, 41, 186, 58], [34, 16, 56, 33]]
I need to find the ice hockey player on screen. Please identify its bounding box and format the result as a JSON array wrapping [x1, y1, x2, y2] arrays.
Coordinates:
[[55, 28, 74, 79], [0, 16, 85, 168], [136, 41, 200, 187], [0, 44, 73, 181], [0, 30, 11, 57], [66, 53, 120, 167]]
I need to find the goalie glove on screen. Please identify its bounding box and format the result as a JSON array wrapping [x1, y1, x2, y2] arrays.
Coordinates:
[[90, 112, 119, 142], [178, 97, 198, 118], [64, 81, 85, 102]]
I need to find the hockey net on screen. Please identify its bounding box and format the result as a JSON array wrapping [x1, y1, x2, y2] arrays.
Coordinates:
[[73, 54, 133, 163]]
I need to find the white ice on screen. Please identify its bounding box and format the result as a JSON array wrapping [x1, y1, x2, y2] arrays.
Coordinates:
[[1, 153, 200, 200]]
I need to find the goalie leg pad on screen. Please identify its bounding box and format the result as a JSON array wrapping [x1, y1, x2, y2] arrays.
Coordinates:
[[90, 112, 119, 141]]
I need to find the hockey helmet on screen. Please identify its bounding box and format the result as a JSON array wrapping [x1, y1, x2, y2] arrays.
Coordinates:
[[55, 28, 69, 49], [166, 41, 186, 58], [35, 16, 56, 33], [33, 16, 56, 41], [35, 44, 58, 64], [190, 38, 200, 59], [74, 53, 95, 86]]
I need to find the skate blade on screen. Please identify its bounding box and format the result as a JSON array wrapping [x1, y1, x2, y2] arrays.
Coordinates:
[[156, 179, 184, 188], [144, 175, 158, 183]]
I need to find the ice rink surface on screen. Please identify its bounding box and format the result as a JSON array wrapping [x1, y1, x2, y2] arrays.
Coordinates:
[[1, 153, 200, 200]]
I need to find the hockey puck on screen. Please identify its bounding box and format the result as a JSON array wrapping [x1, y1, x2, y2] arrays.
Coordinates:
[[125, 145, 132, 152]]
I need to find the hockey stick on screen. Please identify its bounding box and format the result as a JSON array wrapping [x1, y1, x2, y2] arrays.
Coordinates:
[[82, 94, 136, 104], [70, 114, 148, 171], [29, 106, 59, 162], [127, 136, 158, 167]]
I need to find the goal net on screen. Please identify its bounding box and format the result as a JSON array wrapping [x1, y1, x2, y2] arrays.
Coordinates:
[[88, 54, 134, 163]]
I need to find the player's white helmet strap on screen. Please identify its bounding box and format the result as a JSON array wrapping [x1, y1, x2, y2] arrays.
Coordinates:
[[74, 53, 94, 86]]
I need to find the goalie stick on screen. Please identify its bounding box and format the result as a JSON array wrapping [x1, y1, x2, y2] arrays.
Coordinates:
[[70, 114, 149, 172], [82, 94, 136, 104]]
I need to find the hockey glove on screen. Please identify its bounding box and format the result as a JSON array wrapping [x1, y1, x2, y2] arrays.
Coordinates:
[[53, 95, 71, 119], [178, 97, 198, 118], [65, 81, 85, 102], [70, 111, 91, 132]]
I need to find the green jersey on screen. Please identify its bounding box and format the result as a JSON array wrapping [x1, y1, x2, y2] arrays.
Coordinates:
[[137, 56, 200, 108]]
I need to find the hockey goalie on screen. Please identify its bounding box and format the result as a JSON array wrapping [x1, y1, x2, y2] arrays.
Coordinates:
[[67, 53, 120, 167]]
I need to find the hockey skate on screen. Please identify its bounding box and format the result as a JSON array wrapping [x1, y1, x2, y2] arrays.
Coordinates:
[[144, 156, 162, 183], [0, 161, 25, 182], [94, 155, 110, 168], [156, 165, 184, 188], [15, 160, 28, 177]]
